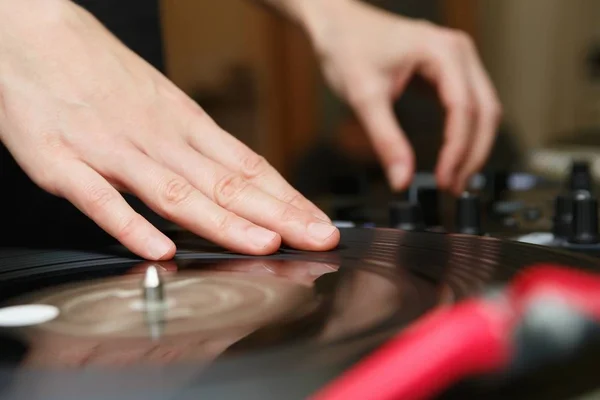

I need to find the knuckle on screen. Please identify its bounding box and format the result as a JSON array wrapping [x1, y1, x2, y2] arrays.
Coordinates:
[[214, 174, 249, 208], [457, 136, 471, 151], [32, 158, 77, 196], [35, 130, 76, 163], [414, 19, 436, 30], [445, 29, 472, 48], [160, 178, 194, 208], [240, 154, 269, 180], [33, 169, 61, 195], [348, 82, 379, 108], [481, 99, 503, 124], [183, 103, 216, 135], [39, 129, 70, 152], [467, 101, 477, 117], [445, 137, 470, 158], [458, 31, 475, 48], [415, 21, 440, 44], [280, 190, 303, 206], [278, 204, 303, 223], [213, 210, 236, 233], [189, 102, 210, 122], [115, 214, 142, 242], [450, 98, 476, 117], [343, 68, 380, 108], [85, 186, 115, 213], [466, 154, 488, 175]]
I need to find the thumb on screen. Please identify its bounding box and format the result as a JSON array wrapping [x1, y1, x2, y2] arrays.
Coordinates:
[[351, 94, 415, 191]]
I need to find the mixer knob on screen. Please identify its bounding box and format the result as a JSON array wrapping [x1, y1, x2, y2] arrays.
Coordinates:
[[416, 187, 440, 227], [484, 170, 509, 203], [456, 192, 483, 235], [568, 160, 593, 192], [552, 194, 573, 239], [568, 190, 599, 244], [389, 201, 425, 231]]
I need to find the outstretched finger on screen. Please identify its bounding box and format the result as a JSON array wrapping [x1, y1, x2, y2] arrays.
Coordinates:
[[53, 160, 176, 260], [419, 32, 476, 191], [156, 144, 339, 251], [351, 92, 415, 191], [102, 149, 282, 256], [454, 44, 502, 193]]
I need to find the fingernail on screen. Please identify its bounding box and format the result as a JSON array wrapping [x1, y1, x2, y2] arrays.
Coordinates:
[[389, 164, 408, 189], [147, 236, 174, 260], [247, 226, 277, 248], [308, 222, 337, 241]]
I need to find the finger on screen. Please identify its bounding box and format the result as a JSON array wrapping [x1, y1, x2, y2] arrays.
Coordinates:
[[454, 46, 502, 193], [351, 92, 415, 191], [53, 160, 176, 260], [186, 121, 330, 221], [101, 149, 282, 256], [155, 144, 339, 251], [420, 34, 476, 190]]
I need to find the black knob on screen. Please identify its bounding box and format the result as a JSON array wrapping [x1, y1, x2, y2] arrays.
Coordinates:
[[552, 194, 573, 239], [417, 187, 440, 227], [487, 171, 509, 202], [568, 190, 599, 244], [568, 160, 593, 192], [456, 192, 482, 235], [389, 201, 425, 231]]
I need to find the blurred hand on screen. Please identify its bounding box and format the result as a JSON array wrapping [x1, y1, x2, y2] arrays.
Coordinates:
[[0, 0, 338, 260], [301, 0, 502, 194]]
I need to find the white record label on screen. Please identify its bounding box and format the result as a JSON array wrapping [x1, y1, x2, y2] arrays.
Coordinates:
[[0, 305, 59, 327]]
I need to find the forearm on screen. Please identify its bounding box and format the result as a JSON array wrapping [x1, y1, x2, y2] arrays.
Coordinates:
[[253, 0, 353, 46], [256, 0, 343, 21]]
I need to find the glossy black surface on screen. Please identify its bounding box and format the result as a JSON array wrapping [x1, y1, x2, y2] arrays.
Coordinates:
[[0, 229, 599, 399]]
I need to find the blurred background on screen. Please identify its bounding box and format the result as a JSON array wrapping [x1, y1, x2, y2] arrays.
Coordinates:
[[87, 0, 600, 199]]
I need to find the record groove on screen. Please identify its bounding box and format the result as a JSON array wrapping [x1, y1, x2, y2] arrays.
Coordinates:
[[0, 228, 598, 400]]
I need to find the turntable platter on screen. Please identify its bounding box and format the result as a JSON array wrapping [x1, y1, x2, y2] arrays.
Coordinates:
[[23, 270, 319, 338], [0, 228, 598, 400]]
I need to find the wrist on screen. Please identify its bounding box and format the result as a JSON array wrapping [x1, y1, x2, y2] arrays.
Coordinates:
[[285, 0, 355, 52]]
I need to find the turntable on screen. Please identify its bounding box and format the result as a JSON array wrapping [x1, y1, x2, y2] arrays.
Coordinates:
[[0, 227, 600, 400]]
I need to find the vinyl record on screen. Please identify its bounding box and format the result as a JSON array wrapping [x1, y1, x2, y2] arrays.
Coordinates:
[[0, 228, 598, 400]]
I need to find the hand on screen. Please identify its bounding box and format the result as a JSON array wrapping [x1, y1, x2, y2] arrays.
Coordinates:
[[0, 0, 339, 260], [300, 0, 502, 194]]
